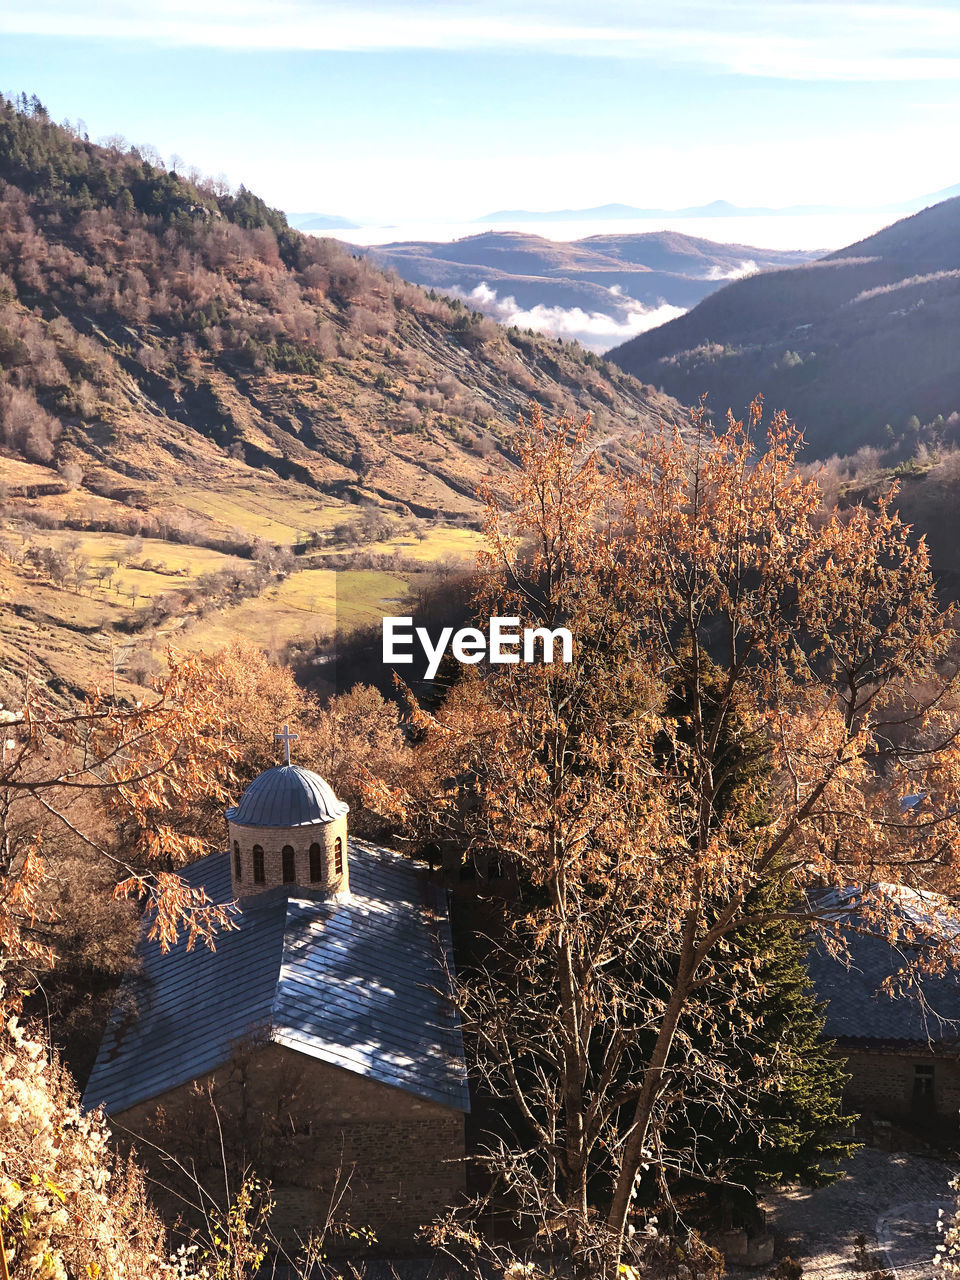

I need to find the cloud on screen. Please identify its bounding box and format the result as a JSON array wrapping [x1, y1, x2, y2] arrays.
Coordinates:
[[445, 282, 685, 353], [701, 260, 759, 281], [5, 1, 960, 81]]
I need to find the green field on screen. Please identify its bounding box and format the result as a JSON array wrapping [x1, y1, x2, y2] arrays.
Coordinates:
[[180, 568, 414, 653], [10, 527, 247, 602]]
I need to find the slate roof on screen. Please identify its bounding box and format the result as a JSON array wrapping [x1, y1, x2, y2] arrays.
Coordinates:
[[807, 883, 960, 1051], [225, 765, 349, 828], [82, 839, 469, 1115]]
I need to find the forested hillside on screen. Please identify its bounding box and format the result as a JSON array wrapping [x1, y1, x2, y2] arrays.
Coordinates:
[[607, 194, 960, 460], [0, 94, 678, 494], [0, 94, 680, 705]]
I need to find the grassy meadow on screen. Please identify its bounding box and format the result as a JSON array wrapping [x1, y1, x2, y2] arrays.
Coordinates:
[[0, 471, 482, 705]]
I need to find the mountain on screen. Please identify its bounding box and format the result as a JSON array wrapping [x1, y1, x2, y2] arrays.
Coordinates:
[[606, 195, 960, 459], [287, 212, 363, 231], [479, 183, 960, 225], [362, 230, 816, 350], [479, 199, 845, 223], [882, 181, 960, 216], [0, 96, 681, 706]]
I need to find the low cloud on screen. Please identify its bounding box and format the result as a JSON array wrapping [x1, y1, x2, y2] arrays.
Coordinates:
[[701, 260, 758, 282], [448, 281, 685, 353]]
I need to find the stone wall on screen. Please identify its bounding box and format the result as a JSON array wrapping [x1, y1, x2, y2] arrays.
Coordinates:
[[227, 815, 349, 898], [842, 1047, 960, 1123], [116, 1042, 465, 1251]]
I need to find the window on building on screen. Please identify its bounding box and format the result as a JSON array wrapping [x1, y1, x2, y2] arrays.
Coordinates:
[[282, 845, 296, 884], [913, 1063, 935, 1101], [309, 843, 323, 883], [253, 845, 265, 884], [334, 836, 344, 877], [233, 840, 242, 881]]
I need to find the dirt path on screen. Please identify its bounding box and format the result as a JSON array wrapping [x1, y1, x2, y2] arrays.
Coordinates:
[[760, 1148, 956, 1279]]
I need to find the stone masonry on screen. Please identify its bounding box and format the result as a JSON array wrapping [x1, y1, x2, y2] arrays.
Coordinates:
[[228, 812, 349, 898], [842, 1047, 960, 1123], [117, 1042, 466, 1250]]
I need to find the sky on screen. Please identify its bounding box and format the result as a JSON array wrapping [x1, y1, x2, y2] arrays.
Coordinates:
[[2, 1, 960, 224]]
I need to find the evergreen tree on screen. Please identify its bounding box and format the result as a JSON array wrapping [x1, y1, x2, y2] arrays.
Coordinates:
[[665, 874, 856, 1226], [653, 651, 856, 1225]]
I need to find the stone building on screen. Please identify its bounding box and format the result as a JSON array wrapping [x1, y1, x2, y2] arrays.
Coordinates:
[[83, 751, 469, 1249], [807, 883, 960, 1126]]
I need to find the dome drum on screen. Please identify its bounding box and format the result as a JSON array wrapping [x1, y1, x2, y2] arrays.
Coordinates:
[[226, 765, 350, 898]]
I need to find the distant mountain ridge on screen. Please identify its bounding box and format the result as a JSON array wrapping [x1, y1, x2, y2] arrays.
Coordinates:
[[479, 183, 960, 224], [479, 199, 841, 222], [361, 230, 816, 350], [288, 212, 362, 231], [285, 182, 960, 239], [606, 193, 960, 459]]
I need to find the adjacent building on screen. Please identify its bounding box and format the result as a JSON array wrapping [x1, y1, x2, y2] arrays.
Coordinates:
[[807, 882, 960, 1125]]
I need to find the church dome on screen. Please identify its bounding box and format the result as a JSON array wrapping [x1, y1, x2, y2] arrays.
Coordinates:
[[225, 765, 349, 828]]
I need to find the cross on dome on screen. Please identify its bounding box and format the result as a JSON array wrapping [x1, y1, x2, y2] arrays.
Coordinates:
[[275, 723, 298, 766]]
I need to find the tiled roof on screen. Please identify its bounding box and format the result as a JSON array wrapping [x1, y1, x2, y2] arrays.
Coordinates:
[[225, 765, 349, 828], [807, 884, 960, 1050], [82, 840, 469, 1115]]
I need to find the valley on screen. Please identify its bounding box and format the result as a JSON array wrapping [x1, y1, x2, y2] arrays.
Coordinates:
[[6, 31, 960, 1279], [0, 97, 682, 708]]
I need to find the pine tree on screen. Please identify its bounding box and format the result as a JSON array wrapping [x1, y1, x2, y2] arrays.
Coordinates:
[[655, 651, 856, 1225], [665, 874, 856, 1226]]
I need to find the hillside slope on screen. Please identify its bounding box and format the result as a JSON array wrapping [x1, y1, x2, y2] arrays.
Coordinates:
[[0, 96, 682, 706], [606, 196, 960, 459], [0, 99, 677, 515]]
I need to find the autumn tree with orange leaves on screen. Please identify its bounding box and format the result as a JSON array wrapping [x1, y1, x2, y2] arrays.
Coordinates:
[[382, 400, 960, 1276], [0, 636, 412, 1280], [0, 649, 248, 978]]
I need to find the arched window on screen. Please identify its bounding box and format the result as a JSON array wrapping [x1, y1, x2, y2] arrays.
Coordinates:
[[334, 836, 344, 877], [309, 843, 323, 883], [233, 840, 242, 881], [282, 845, 296, 884], [253, 845, 265, 884]]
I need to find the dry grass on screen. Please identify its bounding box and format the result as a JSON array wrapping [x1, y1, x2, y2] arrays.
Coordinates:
[[365, 526, 484, 563], [178, 568, 414, 653], [5, 527, 246, 600], [170, 485, 354, 545], [0, 457, 61, 489]]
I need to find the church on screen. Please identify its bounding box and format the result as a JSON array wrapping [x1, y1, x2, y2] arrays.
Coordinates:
[[82, 728, 470, 1249]]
